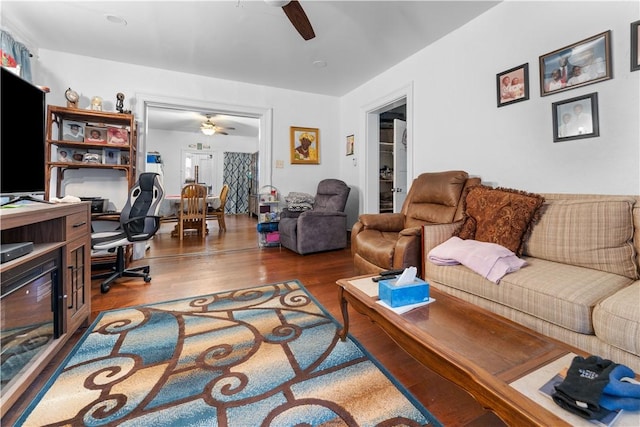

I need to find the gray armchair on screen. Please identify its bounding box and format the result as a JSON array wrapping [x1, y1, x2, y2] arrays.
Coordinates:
[[279, 179, 351, 254]]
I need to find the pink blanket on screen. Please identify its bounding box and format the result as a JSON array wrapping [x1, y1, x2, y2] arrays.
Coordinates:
[[427, 237, 526, 284]]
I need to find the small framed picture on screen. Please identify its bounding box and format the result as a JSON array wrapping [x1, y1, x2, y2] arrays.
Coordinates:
[[632, 20, 640, 72], [107, 126, 129, 145], [57, 147, 71, 163], [62, 120, 85, 142], [346, 134, 354, 156], [120, 151, 130, 165], [85, 126, 107, 144], [103, 148, 120, 165], [83, 149, 102, 164], [552, 92, 599, 142], [290, 126, 319, 164], [71, 148, 87, 162], [496, 63, 529, 107], [539, 31, 611, 96]]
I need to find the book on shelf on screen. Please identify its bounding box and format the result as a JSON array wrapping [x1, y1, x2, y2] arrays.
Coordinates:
[[538, 366, 623, 427]]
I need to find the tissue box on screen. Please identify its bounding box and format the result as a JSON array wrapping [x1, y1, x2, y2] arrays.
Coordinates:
[[379, 278, 430, 307]]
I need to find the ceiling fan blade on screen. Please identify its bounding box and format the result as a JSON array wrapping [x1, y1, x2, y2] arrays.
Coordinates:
[[282, 1, 315, 41], [217, 131, 229, 136]]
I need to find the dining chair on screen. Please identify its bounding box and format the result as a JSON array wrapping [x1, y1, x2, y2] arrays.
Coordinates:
[[213, 184, 230, 231], [178, 183, 208, 239]]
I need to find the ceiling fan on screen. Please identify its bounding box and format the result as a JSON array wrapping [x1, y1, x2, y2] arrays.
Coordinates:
[[265, 0, 315, 41], [200, 115, 235, 136]]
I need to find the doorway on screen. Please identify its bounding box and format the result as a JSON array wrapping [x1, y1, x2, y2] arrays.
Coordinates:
[[136, 93, 273, 198], [362, 83, 413, 214]]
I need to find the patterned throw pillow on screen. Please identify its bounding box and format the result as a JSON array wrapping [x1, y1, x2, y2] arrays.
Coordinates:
[[285, 192, 315, 212], [454, 185, 545, 255]]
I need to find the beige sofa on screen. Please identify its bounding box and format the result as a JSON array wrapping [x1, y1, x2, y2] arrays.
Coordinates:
[[422, 193, 640, 372]]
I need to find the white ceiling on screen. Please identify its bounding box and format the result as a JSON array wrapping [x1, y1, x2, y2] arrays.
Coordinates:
[[3, 0, 500, 137]]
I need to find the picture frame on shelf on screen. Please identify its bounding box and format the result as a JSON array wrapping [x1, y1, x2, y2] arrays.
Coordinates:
[[290, 126, 319, 164], [83, 149, 102, 164], [71, 148, 87, 162], [552, 92, 599, 143], [496, 63, 529, 107], [632, 20, 640, 72], [346, 134, 354, 156], [57, 147, 71, 163], [85, 126, 107, 144], [107, 126, 129, 145], [62, 120, 85, 142], [103, 147, 120, 165], [539, 30, 611, 96], [120, 151, 131, 165]]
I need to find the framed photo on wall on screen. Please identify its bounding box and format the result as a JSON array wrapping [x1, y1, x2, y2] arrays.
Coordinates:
[[346, 134, 354, 156], [632, 20, 640, 72], [552, 92, 599, 143], [496, 63, 529, 107], [539, 31, 611, 96], [290, 126, 320, 164]]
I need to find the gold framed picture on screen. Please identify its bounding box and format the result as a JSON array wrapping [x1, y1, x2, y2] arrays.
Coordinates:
[[290, 126, 319, 164]]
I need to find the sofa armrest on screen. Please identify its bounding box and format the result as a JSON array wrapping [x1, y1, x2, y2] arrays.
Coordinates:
[[358, 212, 404, 232], [422, 221, 460, 253]]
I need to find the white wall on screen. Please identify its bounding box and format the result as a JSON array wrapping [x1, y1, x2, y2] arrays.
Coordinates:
[[146, 128, 257, 197], [20, 1, 640, 217], [34, 50, 341, 209], [341, 1, 640, 218]]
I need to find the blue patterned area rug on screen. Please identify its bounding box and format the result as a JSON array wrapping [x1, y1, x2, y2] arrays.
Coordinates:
[[17, 280, 441, 426]]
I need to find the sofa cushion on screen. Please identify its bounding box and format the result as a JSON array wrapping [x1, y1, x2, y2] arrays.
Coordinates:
[[522, 199, 639, 280], [425, 257, 633, 334], [593, 282, 640, 356], [454, 186, 545, 255]]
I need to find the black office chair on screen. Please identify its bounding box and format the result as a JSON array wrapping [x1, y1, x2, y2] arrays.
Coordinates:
[[91, 172, 164, 293]]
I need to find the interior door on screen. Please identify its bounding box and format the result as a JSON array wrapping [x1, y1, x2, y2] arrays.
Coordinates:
[[393, 119, 407, 211]]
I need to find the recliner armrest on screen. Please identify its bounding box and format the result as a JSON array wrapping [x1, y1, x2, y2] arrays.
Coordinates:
[[280, 208, 302, 219], [399, 226, 422, 237], [299, 210, 347, 218], [358, 213, 404, 232]]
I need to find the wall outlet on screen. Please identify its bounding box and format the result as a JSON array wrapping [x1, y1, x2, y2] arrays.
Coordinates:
[[276, 160, 284, 168]]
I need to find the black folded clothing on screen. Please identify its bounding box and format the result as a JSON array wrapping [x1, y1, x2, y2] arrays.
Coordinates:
[[552, 355, 618, 419]]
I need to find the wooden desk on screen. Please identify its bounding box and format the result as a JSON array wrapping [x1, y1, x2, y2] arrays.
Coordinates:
[[336, 275, 578, 427]]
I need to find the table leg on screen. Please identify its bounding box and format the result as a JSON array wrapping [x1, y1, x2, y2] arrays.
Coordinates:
[[337, 287, 350, 341]]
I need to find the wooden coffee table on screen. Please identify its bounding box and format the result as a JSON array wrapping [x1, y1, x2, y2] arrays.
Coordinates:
[[336, 275, 580, 427]]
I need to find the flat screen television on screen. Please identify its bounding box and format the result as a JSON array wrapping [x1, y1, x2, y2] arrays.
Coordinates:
[[1, 67, 47, 204]]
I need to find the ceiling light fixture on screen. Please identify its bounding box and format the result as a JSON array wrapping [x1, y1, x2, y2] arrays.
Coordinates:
[[200, 118, 216, 136]]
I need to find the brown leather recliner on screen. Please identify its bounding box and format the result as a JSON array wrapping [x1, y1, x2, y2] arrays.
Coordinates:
[[351, 170, 480, 277]]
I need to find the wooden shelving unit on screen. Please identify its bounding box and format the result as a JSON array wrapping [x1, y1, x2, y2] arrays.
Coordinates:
[[44, 105, 137, 200]]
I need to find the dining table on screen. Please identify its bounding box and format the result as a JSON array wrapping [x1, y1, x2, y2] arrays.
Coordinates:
[[164, 194, 222, 237]]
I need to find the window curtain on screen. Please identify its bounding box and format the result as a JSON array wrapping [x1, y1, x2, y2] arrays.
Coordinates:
[[1, 30, 32, 82], [223, 152, 251, 214]]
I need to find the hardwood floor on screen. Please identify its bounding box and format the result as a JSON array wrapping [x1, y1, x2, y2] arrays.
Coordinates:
[[2, 214, 503, 426]]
